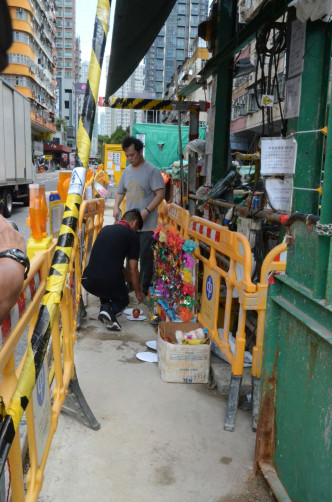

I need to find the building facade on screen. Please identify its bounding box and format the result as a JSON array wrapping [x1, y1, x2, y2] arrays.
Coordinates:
[[1, 0, 57, 141], [54, 0, 78, 147], [144, 0, 209, 100], [104, 56, 145, 136]]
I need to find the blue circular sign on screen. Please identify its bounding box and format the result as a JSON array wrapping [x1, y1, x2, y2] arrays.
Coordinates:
[[36, 363, 45, 406], [206, 275, 213, 301]]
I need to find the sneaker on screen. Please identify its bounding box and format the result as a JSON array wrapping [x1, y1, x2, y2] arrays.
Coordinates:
[[98, 303, 113, 326], [108, 316, 121, 332]]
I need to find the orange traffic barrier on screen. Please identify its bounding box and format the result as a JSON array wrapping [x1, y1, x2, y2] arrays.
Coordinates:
[[165, 203, 190, 238], [187, 216, 257, 431], [251, 242, 287, 430], [0, 198, 104, 501]]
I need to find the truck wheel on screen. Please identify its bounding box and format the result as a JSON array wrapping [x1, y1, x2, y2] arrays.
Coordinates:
[[3, 189, 13, 217]]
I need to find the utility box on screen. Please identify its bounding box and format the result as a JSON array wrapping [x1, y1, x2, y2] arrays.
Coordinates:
[[157, 322, 210, 384], [103, 144, 126, 185]]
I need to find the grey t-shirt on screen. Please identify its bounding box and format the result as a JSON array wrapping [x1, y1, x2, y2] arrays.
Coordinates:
[[117, 161, 165, 231]]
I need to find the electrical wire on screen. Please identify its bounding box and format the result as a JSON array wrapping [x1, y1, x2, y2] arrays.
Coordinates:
[[254, 20, 287, 137]]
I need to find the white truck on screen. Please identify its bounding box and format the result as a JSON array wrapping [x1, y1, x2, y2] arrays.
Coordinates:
[[0, 77, 34, 217]]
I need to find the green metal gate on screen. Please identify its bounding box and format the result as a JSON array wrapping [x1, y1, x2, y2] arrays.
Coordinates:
[[255, 19, 332, 502]]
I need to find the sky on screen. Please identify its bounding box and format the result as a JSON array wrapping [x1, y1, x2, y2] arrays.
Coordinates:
[[76, 0, 115, 97]]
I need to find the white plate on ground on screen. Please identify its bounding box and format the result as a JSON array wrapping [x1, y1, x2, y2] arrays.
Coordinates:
[[123, 308, 143, 316], [126, 315, 147, 321], [146, 340, 157, 351], [136, 352, 158, 363]]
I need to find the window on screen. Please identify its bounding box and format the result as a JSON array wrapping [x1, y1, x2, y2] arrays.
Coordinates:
[[57, 50, 63, 57], [178, 5, 186, 14], [64, 32, 72, 38], [155, 70, 163, 81], [65, 61, 71, 68], [64, 21, 72, 27], [65, 101, 69, 109], [56, 61, 63, 68], [57, 20, 63, 27], [64, 10, 72, 18], [156, 59, 163, 70], [165, 47, 176, 58], [57, 30, 63, 37], [177, 38, 185, 48], [156, 48, 164, 58], [176, 49, 184, 59], [16, 8, 28, 21], [56, 41, 62, 47], [64, 42, 72, 48], [65, 52, 72, 58], [65, 71, 72, 77]]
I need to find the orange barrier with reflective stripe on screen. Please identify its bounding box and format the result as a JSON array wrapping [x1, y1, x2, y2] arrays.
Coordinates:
[[0, 198, 104, 501], [166, 203, 190, 238], [188, 217, 256, 376], [158, 199, 168, 226]]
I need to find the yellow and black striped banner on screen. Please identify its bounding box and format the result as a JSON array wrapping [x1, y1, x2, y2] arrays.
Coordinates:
[[111, 97, 173, 111], [0, 0, 112, 473], [108, 97, 211, 112]]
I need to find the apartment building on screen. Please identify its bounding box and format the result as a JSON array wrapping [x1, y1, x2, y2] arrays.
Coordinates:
[[230, 0, 287, 150], [145, 0, 209, 102], [104, 56, 145, 136], [55, 0, 78, 146], [1, 0, 57, 138], [163, 36, 211, 125]]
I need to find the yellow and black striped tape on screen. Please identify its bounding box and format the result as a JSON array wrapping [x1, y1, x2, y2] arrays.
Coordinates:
[[0, 0, 111, 473], [111, 97, 173, 111]]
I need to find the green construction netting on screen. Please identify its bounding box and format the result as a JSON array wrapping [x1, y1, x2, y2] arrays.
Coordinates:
[[133, 123, 206, 170]]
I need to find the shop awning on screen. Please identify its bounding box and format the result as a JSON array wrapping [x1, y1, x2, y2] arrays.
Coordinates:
[[105, 0, 177, 100]]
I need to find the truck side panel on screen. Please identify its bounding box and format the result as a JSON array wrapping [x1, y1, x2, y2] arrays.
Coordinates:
[[24, 99, 32, 181], [14, 91, 26, 181], [3, 84, 16, 181], [0, 81, 5, 184]]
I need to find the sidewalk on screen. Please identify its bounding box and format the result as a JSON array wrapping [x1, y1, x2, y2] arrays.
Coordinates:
[[40, 202, 274, 502]]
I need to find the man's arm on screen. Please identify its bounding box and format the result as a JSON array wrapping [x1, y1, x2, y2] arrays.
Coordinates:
[[128, 258, 145, 303], [0, 216, 26, 324], [113, 192, 125, 221], [141, 188, 165, 222]]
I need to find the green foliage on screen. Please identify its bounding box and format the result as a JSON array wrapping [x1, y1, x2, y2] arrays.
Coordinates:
[[109, 126, 129, 145], [56, 117, 68, 132]]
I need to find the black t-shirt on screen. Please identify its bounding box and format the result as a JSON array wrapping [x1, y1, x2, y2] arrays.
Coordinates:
[[82, 224, 139, 298]]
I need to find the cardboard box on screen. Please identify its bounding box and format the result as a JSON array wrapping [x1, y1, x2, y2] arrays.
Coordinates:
[[157, 322, 210, 384]]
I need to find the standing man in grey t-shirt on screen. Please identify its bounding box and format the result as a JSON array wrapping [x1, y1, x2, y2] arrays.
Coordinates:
[[113, 137, 165, 295]]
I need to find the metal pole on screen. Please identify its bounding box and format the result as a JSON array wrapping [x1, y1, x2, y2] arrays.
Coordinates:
[[0, 0, 112, 474]]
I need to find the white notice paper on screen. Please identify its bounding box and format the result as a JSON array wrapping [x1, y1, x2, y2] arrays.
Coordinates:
[[265, 178, 293, 213], [261, 137, 297, 175], [285, 75, 302, 119]]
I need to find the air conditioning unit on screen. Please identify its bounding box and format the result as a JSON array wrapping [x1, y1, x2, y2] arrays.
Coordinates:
[[19, 8, 24, 13]]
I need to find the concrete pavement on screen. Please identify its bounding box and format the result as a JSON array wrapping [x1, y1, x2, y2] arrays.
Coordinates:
[[40, 201, 275, 502]]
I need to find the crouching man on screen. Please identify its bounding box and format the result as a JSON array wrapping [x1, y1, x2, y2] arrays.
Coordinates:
[[82, 209, 145, 331]]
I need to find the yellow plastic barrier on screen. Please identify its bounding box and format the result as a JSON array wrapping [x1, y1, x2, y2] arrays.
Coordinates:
[[188, 216, 257, 431], [158, 199, 168, 226], [165, 203, 190, 238], [0, 198, 104, 501], [251, 242, 286, 430]]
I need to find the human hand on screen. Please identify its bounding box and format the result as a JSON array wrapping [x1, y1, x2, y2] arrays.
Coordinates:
[[140, 209, 148, 222], [0, 215, 25, 253], [135, 291, 145, 304], [113, 207, 120, 221]]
